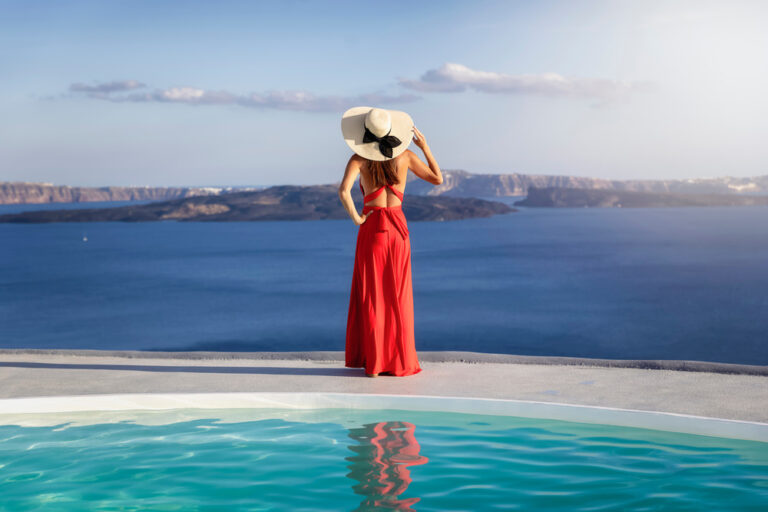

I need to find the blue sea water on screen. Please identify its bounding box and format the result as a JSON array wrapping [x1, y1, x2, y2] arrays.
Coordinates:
[[0, 408, 766, 511], [1, 200, 767, 364]]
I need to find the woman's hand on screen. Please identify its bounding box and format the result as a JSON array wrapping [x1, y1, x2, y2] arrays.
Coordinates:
[[353, 211, 372, 226], [412, 125, 429, 151]]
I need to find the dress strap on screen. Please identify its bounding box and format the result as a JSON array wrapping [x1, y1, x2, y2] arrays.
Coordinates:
[[385, 183, 404, 202], [361, 181, 404, 203]]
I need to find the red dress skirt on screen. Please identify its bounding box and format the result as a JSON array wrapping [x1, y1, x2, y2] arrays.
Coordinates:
[[345, 181, 422, 376]]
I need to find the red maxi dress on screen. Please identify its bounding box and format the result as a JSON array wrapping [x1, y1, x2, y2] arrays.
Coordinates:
[[345, 180, 422, 376]]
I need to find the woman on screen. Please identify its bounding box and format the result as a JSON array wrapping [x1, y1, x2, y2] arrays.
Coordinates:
[[338, 106, 443, 377]]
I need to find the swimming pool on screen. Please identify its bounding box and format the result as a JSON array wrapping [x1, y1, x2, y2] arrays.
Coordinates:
[[1, 394, 766, 510]]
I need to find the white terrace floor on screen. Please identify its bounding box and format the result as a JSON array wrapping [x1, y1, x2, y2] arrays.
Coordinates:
[[1, 349, 766, 425]]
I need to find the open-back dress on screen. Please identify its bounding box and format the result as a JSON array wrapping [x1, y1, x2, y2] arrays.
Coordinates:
[[344, 179, 422, 376]]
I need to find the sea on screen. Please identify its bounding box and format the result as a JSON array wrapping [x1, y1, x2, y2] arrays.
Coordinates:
[[1, 198, 767, 365]]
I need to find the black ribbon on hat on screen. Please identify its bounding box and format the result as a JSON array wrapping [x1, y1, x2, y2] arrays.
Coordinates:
[[362, 126, 402, 158]]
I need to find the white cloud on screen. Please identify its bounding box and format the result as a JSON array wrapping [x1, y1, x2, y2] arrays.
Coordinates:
[[69, 79, 147, 95], [65, 64, 650, 112], [398, 62, 652, 101], [161, 87, 206, 101], [67, 81, 420, 112]]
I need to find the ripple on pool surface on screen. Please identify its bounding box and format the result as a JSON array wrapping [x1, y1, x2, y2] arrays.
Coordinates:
[[1, 408, 767, 511]]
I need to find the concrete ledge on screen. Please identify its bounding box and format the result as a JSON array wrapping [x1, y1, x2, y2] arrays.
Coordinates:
[[2, 349, 766, 376], [1, 350, 767, 428]]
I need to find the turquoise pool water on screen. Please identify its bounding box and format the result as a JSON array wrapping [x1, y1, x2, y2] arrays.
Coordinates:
[[1, 408, 766, 511]]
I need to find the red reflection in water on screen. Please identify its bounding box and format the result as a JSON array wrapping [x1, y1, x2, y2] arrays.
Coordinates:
[[346, 421, 430, 511]]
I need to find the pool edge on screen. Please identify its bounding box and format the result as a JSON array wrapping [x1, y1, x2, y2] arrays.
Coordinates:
[[0, 392, 766, 443]]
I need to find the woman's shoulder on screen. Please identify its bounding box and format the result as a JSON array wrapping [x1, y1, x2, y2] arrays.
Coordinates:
[[349, 153, 366, 164], [398, 150, 414, 166]]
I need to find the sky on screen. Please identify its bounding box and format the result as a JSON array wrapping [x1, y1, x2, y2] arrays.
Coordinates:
[[1, 0, 767, 187]]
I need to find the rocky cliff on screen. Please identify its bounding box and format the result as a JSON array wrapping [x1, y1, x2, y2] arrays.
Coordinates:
[[405, 170, 768, 197], [0, 182, 259, 205], [6, 169, 767, 205], [514, 186, 768, 208]]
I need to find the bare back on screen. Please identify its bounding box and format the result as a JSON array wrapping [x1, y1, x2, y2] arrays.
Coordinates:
[[359, 153, 410, 208]]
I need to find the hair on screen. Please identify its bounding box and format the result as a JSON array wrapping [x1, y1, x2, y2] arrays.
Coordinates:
[[364, 156, 400, 188]]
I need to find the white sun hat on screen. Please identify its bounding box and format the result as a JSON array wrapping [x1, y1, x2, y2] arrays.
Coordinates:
[[341, 106, 414, 161]]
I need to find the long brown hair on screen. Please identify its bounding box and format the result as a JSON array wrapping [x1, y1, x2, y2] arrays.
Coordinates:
[[364, 157, 400, 188]]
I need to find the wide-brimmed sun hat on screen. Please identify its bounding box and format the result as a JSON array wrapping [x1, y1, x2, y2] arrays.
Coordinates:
[[341, 106, 414, 161]]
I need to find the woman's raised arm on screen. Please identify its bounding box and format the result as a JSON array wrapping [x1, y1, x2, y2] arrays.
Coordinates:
[[407, 126, 442, 185]]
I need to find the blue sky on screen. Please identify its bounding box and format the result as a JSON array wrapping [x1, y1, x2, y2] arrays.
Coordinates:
[[1, 0, 766, 187]]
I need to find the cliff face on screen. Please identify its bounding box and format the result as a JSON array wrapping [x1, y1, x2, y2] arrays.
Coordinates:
[[405, 170, 768, 197], [0, 182, 257, 205], [515, 187, 768, 208], [0, 184, 515, 223], [6, 169, 768, 205]]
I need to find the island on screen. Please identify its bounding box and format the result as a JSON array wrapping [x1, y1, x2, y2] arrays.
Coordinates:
[[5, 170, 768, 205], [514, 186, 768, 208], [0, 184, 515, 223]]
